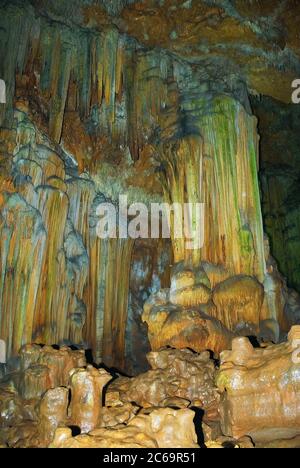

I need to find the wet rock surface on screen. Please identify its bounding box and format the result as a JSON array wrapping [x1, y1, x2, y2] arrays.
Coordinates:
[[217, 326, 300, 442], [106, 348, 220, 419], [1, 336, 300, 448], [1, 0, 300, 451], [51, 408, 199, 449]]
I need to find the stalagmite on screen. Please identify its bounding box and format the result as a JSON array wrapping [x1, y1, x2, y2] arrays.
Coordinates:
[[51, 408, 199, 449], [20, 365, 51, 400], [106, 348, 220, 419], [212, 276, 264, 334], [69, 365, 112, 433], [142, 298, 234, 356], [19, 345, 86, 399], [1, 0, 300, 450], [38, 387, 69, 445]]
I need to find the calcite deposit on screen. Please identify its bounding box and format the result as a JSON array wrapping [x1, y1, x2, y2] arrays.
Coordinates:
[[19, 344, 86, 399], [51, 408, 199, 449], [106, 348, 219, 420], [0, 346, 201, 448], [1, 0, 300, 450], [39, 387, 69, 445], [2, 335, 300, 448], [143, 267, 266, 356], [69, 366, 112, 433], [217, 326, 300, 442]]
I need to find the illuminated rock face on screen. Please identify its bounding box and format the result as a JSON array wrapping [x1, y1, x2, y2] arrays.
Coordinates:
[[156, 98, 266, 281], [212, 276, 264, 335], [69, 366, 112, 433], [143, 300, 234, 356], [50, 408, 199, 449], [142, 97, 282, 354], [143, 267, 266, 356], [106, 348, 219, 420], [0, 0, 299, 372], [216, 326, 300, 442], [2, 338, 300, 448], [19, 344, 86, 399], [1, 1, 300, 450], [0, 347, 201, 448], [39, 387, 69, 445], [0, 111, 135, 370]]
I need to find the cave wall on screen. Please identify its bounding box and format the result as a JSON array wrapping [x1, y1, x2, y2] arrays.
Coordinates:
[[0, 110, 135, 370], [253, 97, 300, 293], [1, 0, 299, 370], [126, 239, 172, 375]]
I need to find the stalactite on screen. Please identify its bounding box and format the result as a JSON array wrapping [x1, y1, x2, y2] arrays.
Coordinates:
[[157, 135, 203, 267], [0, 0, 296, 372], [0, 112, 134, 370]]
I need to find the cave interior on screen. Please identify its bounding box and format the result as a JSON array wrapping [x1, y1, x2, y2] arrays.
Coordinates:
[[1, 0, 300, 449]]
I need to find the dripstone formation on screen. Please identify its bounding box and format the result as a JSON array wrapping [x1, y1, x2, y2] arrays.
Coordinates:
[[1, 0, 300, 449]]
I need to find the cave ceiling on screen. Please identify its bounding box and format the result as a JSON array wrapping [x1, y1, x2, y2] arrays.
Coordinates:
[[27, 0, 300, 104]]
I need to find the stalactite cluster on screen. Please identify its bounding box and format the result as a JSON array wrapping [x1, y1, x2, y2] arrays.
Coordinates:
[[0, 109, 134, 369], [0, 0, 273, 368], [1, 0, 300, 450]]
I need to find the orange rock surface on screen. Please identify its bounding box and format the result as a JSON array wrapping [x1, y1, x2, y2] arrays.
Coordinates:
[[217, 326, 300, 442], [69, 365, 112, 433], [19, 344, 86, 399], [51, 408, 199, 449], [39, 387, 69, 445], [107, 348, 219, 419]]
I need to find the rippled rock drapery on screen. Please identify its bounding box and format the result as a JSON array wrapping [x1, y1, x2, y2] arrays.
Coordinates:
[[1, 0, 300, 450], [1, 0, 300, 371], [142, 96, 287, 354]]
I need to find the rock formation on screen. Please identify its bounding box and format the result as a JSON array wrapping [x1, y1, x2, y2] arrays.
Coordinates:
[[143, 266, 267, 356], [1, 335, 300, 448], [1, 0, 300, 450], [217, 326, 300, 442], [1, 0, 299, 375], [106, 348, 219, 420], [69, 366, 112, 433], [38, 387, 69, 445], [50, 408, 199, 449], [19, 344, 86, 399]]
